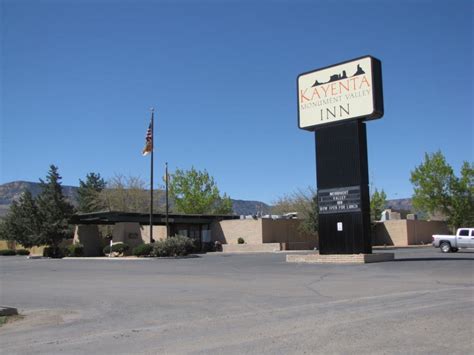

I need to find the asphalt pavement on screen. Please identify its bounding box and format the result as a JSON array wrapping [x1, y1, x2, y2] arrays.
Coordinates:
[[0, 247, 473, 354]]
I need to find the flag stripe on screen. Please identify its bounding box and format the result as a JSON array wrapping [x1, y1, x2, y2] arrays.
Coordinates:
[[142, 121, 153, 156]]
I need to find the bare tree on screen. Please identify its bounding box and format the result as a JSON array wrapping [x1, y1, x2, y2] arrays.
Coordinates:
[[272, 187, 318, 234], [100, 174, 150, 213]]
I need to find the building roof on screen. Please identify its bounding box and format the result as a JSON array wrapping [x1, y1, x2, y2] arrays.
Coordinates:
[[69, 211, 239, 225]]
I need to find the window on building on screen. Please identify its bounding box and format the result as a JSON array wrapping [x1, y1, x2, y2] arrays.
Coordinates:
[[177, 230, 188, 237]]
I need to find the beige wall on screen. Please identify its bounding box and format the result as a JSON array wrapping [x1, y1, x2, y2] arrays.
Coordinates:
[[73, 225, 102, 256], [0, 240, 14, 250], [211, 219, 263, 245], [374, 220, 409, 246], [374, 220, 450, 246], [0, 240, 72, 256], [140, 225, 167, 242], [262, 219, 318, 250], [69, 223, 165, 256], [406, 220, 450, 245], [112, 222, 159, 253], [211, 218, 318, 250]]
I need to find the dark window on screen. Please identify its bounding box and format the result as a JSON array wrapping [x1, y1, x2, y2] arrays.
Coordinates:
[[459, 229, 469, 236]]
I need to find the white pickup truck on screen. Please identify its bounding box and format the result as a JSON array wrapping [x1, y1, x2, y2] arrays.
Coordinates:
[[432, 228, 474, 253]]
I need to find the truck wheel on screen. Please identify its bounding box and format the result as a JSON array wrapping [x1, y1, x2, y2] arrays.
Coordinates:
[[440, 242, 451, 253], [451, 248, 459, 252]]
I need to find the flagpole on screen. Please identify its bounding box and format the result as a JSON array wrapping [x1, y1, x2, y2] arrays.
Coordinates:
[[165, 162, 169, 238], [150, 108, 154, 243]]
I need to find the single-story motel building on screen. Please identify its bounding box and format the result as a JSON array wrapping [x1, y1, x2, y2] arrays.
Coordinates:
[[69, 211, 450, 257], [0, 211, 451, 256], [69, 211, 319, 256]]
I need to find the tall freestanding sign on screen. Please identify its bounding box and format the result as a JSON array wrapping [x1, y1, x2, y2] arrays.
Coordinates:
[[297, 56, 384, 254]]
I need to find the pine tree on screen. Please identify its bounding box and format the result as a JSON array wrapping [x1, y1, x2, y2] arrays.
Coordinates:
[[35, 165, 74, 256], [0, 190, 41, 248], [77, 172, 106, 213]]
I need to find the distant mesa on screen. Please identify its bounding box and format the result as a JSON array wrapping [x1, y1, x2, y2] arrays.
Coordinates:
[[312, 65, 365, 87], [0, 181, 272, 217]]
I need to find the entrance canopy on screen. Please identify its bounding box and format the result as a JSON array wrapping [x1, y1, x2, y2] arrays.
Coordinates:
[[69, 211, 239, 226]]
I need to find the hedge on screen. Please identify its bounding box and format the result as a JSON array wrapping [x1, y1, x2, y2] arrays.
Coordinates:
[[152, 236, 196, 257], [65, 244, 84, 257], [103, 242, 129, 256], [0, 249, 16, 256], [15, 249, 30, 256], [0, 249, 31, 256], [132, 243, 153, 257]]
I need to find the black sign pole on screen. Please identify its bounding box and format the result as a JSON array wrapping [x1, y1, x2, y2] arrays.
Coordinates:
[[315, 120, 371, 254], [165, 162, 169, 239]]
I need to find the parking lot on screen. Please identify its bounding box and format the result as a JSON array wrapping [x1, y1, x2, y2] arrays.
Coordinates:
[[1, 247, 473, 354]]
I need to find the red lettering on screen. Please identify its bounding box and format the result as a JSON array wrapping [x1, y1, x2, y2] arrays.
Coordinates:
[[331, 83, 337, 96], [320, 84, 330, 97], [349, 77, 357, 90], [300, 89, 310, 103], [311, 87, 321, 100], [339, 80, 349, 92], [360, 75, 371, 89]]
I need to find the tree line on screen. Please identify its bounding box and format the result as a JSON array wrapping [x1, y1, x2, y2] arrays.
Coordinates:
[[0, 165, 233, 253], [271, 150, 473, 232], [0, 151, 472, 252]]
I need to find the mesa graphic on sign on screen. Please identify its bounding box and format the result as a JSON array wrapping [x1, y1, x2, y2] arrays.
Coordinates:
[[297, 56, 383, 130]]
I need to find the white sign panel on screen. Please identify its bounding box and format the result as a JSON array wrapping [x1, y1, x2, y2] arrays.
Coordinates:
[[297, 56, 383, 130]]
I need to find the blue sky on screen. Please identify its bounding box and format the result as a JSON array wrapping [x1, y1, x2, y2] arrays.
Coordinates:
[[1, 0, 473, 204]]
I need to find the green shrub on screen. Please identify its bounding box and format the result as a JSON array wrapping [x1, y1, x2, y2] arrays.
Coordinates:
[[15, 249, 30, 256], [65, 244, 84, 257], [0, 249, 16, 256], [43, 246, 64, 258], [132, 243, 153, 257], [237, 237, 245, 244], [103, 242, 129, 256], [152, 236, 196, 257]]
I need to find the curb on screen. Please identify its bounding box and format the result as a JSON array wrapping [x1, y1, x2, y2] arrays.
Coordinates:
[[62, 255, 201, 260], [373, 245, 432, 250]]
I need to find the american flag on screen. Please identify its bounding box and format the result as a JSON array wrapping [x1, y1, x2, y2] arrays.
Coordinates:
[[142, 121, 153, 156]]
